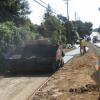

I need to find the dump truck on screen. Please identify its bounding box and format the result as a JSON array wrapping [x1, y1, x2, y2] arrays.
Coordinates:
[[5, 39, 64, 73]]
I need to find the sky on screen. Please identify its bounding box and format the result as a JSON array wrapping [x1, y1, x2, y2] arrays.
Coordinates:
[[28, 0, 100, 29]]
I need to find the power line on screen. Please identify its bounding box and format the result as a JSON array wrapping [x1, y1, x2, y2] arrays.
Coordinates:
[[39, 0, 48, 6], [33, 0, 58, 15], [40, 0, 60, 14], [50, 0, 61, 14], [33, 0, 47, 9]]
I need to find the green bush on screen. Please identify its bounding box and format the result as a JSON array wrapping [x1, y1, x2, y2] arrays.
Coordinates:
[[0, 21, 38, 71], [0, 21, 37, 53]]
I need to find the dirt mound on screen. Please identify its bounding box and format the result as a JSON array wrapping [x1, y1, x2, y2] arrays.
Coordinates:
[[70, 53, 98, 69], [32, 53, 99, 100]]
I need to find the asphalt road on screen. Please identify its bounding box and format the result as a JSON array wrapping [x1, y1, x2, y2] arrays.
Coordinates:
[[0, 74, 50, 100]]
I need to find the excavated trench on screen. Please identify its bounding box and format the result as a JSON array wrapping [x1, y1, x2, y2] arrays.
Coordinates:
[[68, 43, 100, 96], [31, 43, 100, 100]]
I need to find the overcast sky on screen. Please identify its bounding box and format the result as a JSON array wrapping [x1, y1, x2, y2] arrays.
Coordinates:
[[28, 0, 100, 28]]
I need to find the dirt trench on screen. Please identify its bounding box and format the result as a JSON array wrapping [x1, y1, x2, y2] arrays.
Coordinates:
[[31, 43, 100, 100]]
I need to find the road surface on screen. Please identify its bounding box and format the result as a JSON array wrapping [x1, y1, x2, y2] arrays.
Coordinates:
[[0, 75, 49, 100]]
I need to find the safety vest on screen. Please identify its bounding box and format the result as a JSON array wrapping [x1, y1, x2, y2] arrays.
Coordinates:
[[80, 39, 86, 47]]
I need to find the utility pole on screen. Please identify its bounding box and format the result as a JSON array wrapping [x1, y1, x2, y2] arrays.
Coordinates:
[[74, 12, 77, 31], [75, 12, 76, 21], [63, 0, 71, 44], [66, 0, 69, 21], [63, 0, 70, 21], [74, 12, 80, 39]]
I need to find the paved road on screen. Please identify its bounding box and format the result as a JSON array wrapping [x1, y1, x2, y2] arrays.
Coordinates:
[[0, 74, 49, 100]]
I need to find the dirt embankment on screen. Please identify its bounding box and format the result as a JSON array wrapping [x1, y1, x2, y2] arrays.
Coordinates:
[[31, 53, 99, 100]]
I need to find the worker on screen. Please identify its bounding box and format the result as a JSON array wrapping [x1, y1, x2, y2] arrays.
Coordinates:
[[80, 38, 87, 55]]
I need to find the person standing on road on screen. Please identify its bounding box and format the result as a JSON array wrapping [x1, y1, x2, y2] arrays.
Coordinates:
[[80, 38, 87, 55], [83, 39, 87, 54]]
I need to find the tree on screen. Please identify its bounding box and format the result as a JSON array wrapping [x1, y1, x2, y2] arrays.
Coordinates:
[[38, 23, 45, 36], [72, 20, 93, 37], [57, 14, 67, 22], [44, 4, 53, 19], [0, 0, 30, 24], [64, 21, 78, 44], [98, 26, 100, 33], [0, 21, 37, 54], [39, 14, 66, 44]]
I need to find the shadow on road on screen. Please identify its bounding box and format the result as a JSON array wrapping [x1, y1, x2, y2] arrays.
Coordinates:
[[0, 71, 52, 78]]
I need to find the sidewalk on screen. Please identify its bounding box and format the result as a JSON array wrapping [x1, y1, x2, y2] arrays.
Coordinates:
[[63, 47, 89, 63], [94, 42, 100, 48]]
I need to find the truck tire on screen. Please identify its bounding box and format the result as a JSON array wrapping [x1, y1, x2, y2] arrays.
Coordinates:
[[60, 60, 64, 67], [51, 62, 58, 72]]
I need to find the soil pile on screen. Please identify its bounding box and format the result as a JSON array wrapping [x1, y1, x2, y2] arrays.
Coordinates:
[[32, 53, 99, 100]]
